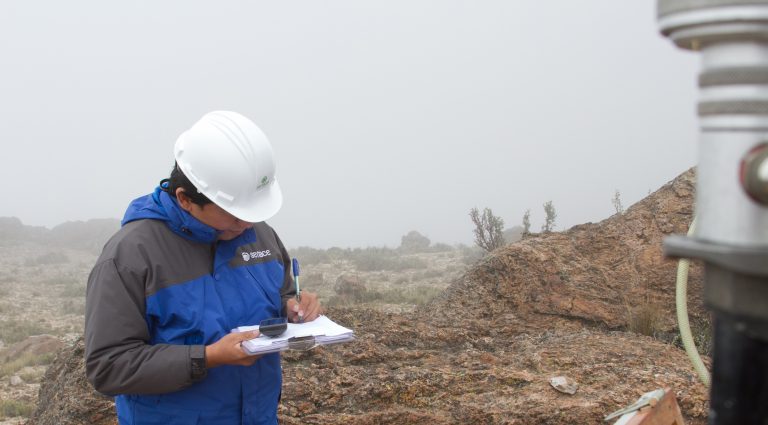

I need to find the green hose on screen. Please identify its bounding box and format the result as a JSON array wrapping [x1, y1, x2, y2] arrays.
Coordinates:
[[675, 217, 710, 387]]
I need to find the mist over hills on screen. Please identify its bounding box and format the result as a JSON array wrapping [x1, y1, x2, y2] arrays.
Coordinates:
[[0, 217, 120, 254]]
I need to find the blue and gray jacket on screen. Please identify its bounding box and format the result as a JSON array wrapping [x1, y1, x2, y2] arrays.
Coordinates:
[[84, 187, 296, 425]]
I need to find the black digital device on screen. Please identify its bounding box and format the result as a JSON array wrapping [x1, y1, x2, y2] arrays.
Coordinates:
[[259, 317, 287, 338]]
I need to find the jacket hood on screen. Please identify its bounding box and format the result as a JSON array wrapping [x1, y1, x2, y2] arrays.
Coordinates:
[[122, 186, 219, 244]]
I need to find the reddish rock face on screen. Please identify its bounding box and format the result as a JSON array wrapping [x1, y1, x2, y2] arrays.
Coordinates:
[[30, 169, 709, 425]]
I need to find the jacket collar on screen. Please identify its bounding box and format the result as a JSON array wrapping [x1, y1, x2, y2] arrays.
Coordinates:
[[122, 186, 220, 244]]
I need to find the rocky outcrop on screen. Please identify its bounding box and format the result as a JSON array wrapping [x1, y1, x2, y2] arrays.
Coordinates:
[[428, 168, 702, 331], [28, 338, 114, 425], [30, 169, 709, 424]]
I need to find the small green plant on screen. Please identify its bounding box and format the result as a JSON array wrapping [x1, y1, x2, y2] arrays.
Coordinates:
[[612, 190, 624, 215], [522, 209, 531, 238], [542, 201, 557, 233]]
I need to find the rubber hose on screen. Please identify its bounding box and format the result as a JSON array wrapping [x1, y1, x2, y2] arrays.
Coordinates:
[[675, 217, 710, 387]]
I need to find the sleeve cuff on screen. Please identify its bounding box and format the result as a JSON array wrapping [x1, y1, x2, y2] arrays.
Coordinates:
[[189, 345, 207, 382]]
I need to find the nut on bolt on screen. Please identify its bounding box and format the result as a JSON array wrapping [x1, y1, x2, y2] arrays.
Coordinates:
[[741, 143, 768, 206]]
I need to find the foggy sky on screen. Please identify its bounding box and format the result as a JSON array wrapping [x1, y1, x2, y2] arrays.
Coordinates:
[[0, 1, 698, 248]]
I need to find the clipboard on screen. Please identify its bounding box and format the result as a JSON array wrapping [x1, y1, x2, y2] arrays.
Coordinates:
[[234, 315, 356, 355]]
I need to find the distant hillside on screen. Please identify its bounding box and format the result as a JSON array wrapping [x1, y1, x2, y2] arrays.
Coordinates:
[[0, 217, 120, 254]]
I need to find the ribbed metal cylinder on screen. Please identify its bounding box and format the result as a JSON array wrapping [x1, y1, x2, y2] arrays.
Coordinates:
[[659, 0, 768, 246]]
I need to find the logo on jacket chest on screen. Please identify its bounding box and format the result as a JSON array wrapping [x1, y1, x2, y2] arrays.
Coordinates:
[[230, 242, 280, 268], [241, 249, 271, 262]]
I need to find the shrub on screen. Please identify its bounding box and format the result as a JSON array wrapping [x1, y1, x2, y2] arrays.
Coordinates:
[[627, 303, 664, 338], [612, 190, 624, 215], [348, 247, 428, 272], [690, 315, 714, 357], [469, 207, 505, 252], [394, 276, 410, 285], [399, 231, 430, 253], [0, 319, 49, 344], [302, 272, 325, 288], [61, 299, 86, 315], [290, 247, 331, 265], [23, 251, 69, 266], [39, 276, 79, 287], [429, 243, 454, 253], [458, 244, 484, 265], [542, 201, 557, 233], [522, 209, 531, 238], [0, 352, 55, 378], [19, 368, 45, 383], [59, 283, 86, 298], [0, 400, 35, 419], [333, 274, 368, 302], [394, 257, 428, 271], [375, 286, 442, 305], [412, 269, 445, 280], [669, 315, 713, 357]]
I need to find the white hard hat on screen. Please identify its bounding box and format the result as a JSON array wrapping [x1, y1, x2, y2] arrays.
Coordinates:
[[174, 111, 283, 223]]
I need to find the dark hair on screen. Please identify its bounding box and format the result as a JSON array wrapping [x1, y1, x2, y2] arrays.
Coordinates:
[[161, 163, 212, 206]]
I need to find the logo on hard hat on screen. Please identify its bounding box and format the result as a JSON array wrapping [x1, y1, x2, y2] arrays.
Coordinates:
[[257, 176, 270, 189]]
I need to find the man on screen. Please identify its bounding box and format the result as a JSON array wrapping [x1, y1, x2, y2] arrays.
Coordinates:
[[85, 111, 320, 424]]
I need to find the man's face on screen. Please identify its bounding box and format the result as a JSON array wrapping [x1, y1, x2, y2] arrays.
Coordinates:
[[176, 189, 253, 241]]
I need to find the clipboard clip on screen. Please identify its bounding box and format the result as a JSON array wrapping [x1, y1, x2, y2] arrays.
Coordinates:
[[288, 335, 317, 351]]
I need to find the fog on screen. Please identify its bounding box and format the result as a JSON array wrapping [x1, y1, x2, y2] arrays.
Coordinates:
[[0, 1, 698, 248]]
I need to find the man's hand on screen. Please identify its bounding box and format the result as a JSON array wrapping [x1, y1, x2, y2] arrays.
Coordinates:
[[205, 331, 262, 368], [286, 291, 322, 323]]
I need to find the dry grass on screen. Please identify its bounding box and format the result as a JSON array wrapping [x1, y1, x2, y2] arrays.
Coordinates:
[[0, 400, 35, 419], [0, 319, 49, 345], [627, 302, 664, 338], [0, 352, 55, 378]]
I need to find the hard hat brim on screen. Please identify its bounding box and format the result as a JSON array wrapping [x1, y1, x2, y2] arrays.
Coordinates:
[[217, 178, 283, 224]]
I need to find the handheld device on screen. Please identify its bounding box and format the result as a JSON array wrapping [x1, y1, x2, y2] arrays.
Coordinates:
[[259, 317, 287, 338]]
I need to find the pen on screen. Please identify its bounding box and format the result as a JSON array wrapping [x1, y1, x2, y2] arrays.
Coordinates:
[[292, 258, 303, 323]]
